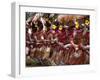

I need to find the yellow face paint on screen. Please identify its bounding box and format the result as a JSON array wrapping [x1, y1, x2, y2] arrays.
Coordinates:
[[75, 21, 79, 29], [59, 25, 63, 30], [85, 20, 90, 26], [52, 25, 57, 30]]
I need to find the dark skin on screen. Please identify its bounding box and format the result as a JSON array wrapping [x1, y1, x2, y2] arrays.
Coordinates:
[[26, 13, 90, 66]]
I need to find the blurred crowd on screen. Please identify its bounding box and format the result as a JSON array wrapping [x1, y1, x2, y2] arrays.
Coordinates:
[[25, 13, 90, 66]]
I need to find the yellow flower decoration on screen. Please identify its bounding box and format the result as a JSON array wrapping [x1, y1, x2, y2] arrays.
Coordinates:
[[59, 25, 63, 30], [85, 20, 90, 26], [75, 21, 79, 29], [52, 25, 57, 30]]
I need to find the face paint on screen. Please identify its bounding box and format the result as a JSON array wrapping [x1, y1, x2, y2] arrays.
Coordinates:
[[59, 25, 63, 30], [85, 20, 90, 26], [75, 21, 79, 29], [52, 25, 57, 30]]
